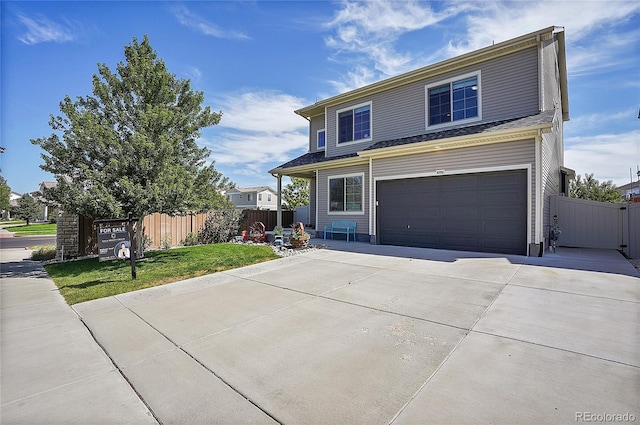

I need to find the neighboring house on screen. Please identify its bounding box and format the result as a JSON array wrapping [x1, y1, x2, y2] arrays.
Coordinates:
[[617, 181, 640, 202], [3, 191, 22, 219], [270, 26, 573, 256], [226, 186, 279, 210], [38, 181, 58, 220]]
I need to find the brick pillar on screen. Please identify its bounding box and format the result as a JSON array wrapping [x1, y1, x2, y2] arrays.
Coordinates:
[[56, 211, 79, 260]]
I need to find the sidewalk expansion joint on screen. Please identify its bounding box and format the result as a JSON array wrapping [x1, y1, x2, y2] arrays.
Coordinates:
[[73, 309, 163, 425], [469, 329, 640, 369], [113, 297, 284, 425]]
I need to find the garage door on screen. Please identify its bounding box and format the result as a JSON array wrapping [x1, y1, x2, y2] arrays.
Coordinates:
[[376, 170, 528, 255]]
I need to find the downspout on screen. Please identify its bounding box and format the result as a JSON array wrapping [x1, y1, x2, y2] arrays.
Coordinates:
[[369, 157, 374, 241], [537, 34, 543, 112], [315, 170, 319, 232], [536, 134, 543, 245]]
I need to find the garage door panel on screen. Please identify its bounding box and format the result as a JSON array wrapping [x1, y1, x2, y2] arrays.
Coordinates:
[[377, 170, 527, 255]]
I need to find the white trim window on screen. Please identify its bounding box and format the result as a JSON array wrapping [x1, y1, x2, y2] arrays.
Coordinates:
[[426, 71, 481, 128], [336, 102, 372, 145], [247, 193, 253, 202], [328, 173, 364, 214], [258, 193, 262, 201], [317, 129, 326, 150]]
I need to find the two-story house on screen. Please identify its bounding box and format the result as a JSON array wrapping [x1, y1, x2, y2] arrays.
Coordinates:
[[270, 26, 572, 256], [226, 186, 279, 210]]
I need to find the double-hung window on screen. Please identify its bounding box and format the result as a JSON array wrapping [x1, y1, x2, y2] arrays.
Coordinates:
[[317, 129, 326, 150], [426, 72, 480, 127], [337, 102, 371, 144], [329, 174, 363, 213]]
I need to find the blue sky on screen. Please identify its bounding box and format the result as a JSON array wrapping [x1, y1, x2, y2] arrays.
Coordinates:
[[1, 1, 639, 195]]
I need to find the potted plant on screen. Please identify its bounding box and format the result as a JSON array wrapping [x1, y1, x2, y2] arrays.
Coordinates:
[[289, 222, 310, 248], [272, 226, 285, 245]]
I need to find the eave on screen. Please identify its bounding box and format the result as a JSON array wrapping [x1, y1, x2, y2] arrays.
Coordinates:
[[269, 154, 368, 177]]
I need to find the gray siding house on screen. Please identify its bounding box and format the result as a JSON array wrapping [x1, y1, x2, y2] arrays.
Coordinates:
[[270, 26, 572, 256], [226, 186, 279, 210]]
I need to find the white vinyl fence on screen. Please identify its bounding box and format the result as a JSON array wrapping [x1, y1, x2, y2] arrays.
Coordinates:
[[550, 195, 640, 258]]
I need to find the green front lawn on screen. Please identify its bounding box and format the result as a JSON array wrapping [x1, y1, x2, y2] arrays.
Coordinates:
[[44, 243, 279, 305], [8, 223, 57, 236]]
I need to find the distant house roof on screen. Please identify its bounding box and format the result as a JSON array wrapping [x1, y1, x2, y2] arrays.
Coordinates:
[[273, 111, 555, 171], [227, 186, 276, 194], [39, 181, 57, 190]]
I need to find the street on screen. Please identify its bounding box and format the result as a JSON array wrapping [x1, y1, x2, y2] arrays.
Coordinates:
[[0, 235, 56, 250]]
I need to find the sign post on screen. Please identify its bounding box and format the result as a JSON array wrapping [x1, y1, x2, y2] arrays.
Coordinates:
[[96, 215, 139, 280], [128, 212, 136, 280]]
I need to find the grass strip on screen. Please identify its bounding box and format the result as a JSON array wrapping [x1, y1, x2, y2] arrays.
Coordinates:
[[44, 243, 279, 305], [9, 224, 57, 236]]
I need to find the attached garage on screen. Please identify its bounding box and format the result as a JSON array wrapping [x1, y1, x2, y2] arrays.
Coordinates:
[[376, 169, 528, 255]]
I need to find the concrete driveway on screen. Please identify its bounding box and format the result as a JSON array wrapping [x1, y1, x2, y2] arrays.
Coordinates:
[[66, 242, 639, 424], [3, 242, 638, 424]]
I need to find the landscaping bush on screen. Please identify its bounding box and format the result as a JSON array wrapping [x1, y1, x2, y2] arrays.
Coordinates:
[[31, 245, 57, 261], [198, 208, 242, 244], [181, 232, 199, 246]]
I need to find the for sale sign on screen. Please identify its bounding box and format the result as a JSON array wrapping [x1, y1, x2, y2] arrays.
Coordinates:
[[97, 222, 129, 262]]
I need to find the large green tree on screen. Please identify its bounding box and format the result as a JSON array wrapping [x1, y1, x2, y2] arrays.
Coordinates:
[[282, 177, 309, 210], [15, 193, 40, 225], [569, 173, 624, 203], [32, 36, 232, 219]]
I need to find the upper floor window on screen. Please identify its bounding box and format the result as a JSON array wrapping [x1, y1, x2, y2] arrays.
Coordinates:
[[268, 194, 272, 202], [317, 129, 326, 149], [258, 193, 262, 201], [337, 102, 371, 144], [426, 72, 481, 127], [247, 193, 253, 202]]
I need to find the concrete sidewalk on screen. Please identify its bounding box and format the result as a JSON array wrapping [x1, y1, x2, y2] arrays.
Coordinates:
[[0, 249, 156, 424], [1, 242, 638, 424]]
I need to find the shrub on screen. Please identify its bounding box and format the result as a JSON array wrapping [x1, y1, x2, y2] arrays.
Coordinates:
[[198, 208, 242, 244], [181, 232, 199, 246], [160, 234, 172, 250], [141, 234, 152, 252], [31, 245, 57, 261]]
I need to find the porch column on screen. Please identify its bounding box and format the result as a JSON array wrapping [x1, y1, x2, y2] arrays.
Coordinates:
[[276, 174, 282, 228]]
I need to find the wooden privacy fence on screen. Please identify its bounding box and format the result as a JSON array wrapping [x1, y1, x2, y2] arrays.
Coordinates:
[[77, 209, 295, 253], [550, 195, 640, 258], [240, 210, 294, 233]]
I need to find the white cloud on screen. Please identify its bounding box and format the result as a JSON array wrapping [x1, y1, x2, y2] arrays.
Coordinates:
[[214, 90, 308, 133], [564, 130, 640, 186], [324, 0, 460, 84], [326, 65, 377, 94], [170, 4, 249, 40], [17, 14, 77, 45], [205, 130, 307, 166], [183, 66, 202, 83], [442, 1, 640, 76], [565, 108, 638, 132], [203, 90, 309, 166]]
